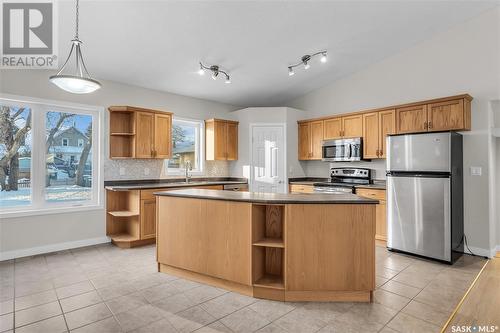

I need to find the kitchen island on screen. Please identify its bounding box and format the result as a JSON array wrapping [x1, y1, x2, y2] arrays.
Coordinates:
[[155, 189, 378, 302]]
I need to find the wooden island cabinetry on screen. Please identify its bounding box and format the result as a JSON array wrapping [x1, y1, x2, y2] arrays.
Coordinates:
[[108, 106, 172, 159], [298, 94, 472, 161], [205, 119, 239, 161], [156, 189, 377, 302], [355, 188, 387, 241]]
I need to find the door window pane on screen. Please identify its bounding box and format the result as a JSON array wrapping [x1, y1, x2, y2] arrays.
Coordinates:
[[0, 105, 32, 207], [45, 111, 93, 202]]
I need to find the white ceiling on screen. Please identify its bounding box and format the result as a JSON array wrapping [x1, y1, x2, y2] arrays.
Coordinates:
[[56, 1, 499, 107]]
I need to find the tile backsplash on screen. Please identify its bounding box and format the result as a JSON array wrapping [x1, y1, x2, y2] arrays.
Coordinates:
[[104, 159, 230, 181]]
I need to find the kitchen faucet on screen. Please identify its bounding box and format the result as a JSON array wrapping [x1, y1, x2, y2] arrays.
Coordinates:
[[184, 160, 192, 183]]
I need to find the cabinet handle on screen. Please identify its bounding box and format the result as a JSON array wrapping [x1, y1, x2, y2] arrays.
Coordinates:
[[376, 149, 379, 157], [424, 122, 428, 129], [380, 149, 383, 156], [428, 121, 432, 129]]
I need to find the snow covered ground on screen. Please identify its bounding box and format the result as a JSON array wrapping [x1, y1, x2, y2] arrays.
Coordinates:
[[0, 186, 91, 207]]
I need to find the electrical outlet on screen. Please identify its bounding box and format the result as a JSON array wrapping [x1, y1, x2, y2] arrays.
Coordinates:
[[470, 166, 482, 176], [144, 167, 150, 176], [119, 167, 125, 176]]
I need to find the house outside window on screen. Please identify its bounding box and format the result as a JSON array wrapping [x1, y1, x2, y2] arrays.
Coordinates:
[[167, 118, 204, 173], [0, 95, 103, 215]]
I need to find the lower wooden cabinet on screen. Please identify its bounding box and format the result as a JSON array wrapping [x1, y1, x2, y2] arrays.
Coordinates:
[[355, 188, 387, 241], [140, 199, 156, 240]]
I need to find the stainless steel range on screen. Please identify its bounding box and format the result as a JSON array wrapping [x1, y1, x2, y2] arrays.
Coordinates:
[[313, 167, 372, 193]]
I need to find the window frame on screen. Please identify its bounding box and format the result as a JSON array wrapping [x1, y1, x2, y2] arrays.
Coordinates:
[[167, 117, 205, 175], [0, 94, 104, 218], [62, 138, 69, 146]]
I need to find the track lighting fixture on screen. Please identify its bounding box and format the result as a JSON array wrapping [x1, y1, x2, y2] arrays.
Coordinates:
[[198, 62, 231, 84], [287, 51, 327, 76]]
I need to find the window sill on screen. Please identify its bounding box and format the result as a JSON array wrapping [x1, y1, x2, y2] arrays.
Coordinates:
[[0, 204, 104, 219]]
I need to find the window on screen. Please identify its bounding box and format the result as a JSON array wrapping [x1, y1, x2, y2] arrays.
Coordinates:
[[0, 96, 102, 215], [167, 118, 203, 173]]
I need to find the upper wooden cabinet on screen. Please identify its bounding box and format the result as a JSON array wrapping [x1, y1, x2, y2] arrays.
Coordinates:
[[396, 96, 471, 134], [363, 110, 396, 159], [297, 94, 472, 161], [108, 106, 173, 159], [206, 119, 239, 161], [342, 115, 363, 138], [298, 120, 323, 160]]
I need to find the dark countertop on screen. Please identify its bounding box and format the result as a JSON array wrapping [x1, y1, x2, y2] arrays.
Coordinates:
[[154, 189, 379, 204], [288, 177, 386, 190], [105, 177, 247, 191]]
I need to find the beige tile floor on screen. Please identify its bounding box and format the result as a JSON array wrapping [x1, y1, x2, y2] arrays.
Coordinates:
[[0, 244, 486, 333]]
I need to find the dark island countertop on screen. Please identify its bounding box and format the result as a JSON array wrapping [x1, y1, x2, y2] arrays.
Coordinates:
[[154, 188, 379, 204], [105, 177, 247, 191]]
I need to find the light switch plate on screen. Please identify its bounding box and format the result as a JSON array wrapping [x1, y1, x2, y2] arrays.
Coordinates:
[[470, 166, 482, 176], [119, 167, 125, 176]]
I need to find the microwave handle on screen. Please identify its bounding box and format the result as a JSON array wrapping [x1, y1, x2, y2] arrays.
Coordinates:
[[346, 143, 351, 159]]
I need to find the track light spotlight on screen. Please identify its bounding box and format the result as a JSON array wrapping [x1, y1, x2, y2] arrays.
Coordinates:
[[287, 51, 327, 76], [198, 62, 231, 84]]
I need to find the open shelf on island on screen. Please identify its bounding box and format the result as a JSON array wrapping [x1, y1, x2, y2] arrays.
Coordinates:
[[109, 233, 139, 242], [254, 274, 284, 289], [253, 238, 284, 248], [107, 210, 139, 217]]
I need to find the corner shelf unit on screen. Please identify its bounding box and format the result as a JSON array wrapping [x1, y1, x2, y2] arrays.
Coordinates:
[[106, 190, 141, 247], [252, 205, 285, 298], [109, 109, 136, 159]]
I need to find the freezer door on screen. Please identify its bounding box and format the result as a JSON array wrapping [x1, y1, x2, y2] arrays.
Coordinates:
[[387, 175, 451, 261], [387, 133, 451, 172]]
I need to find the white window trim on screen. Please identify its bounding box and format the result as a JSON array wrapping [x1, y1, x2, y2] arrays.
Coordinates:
[[78, 139, 84, 147], [167, 117, 205, 175], [0, 94, 104, 218], [62, 138, 69, 146]]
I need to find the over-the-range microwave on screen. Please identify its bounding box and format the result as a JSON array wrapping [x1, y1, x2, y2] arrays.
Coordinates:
[[322, 137, 363, 162]]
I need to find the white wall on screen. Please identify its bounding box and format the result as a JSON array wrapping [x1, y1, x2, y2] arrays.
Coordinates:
[[0, 70, 237, 259], [287, 7, 500, 256], [229, 107, 307, 186]]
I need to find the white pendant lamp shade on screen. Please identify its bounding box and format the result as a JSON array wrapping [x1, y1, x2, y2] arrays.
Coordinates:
[[49, 0, 101, 94]]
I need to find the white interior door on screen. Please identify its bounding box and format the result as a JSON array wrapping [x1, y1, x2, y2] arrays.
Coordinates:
[[251, 125, 286, 193]]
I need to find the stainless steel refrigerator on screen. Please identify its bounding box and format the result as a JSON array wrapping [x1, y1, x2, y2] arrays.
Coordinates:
[[386, 132, 463, 264]]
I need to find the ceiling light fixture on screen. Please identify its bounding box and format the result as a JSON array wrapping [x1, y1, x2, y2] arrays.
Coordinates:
[[199, 62, 231, 84], [49, 0, 101, 94], [287, 50, 327, 76]]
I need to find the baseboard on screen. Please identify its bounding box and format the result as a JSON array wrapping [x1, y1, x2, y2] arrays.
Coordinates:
[[461, 245, 495, 258], [0, 236, 111, 261]]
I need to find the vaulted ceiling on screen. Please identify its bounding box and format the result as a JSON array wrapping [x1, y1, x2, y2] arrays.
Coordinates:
[[56, 1, 499, 106]]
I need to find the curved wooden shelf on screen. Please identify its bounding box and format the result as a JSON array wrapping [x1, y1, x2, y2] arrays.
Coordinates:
[[107, 210, 139, 217], [254, 275, 284, 290], [253, 238, 284, 248]]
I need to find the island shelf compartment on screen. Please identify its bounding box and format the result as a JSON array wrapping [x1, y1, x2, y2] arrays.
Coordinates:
[[252, 204, 285, 297], [106, 190, 141, 246]]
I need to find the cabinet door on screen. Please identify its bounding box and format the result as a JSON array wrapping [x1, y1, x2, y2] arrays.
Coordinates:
[[214, 121, 228, 160], [342, 115, 363, 138], [140, 199, 156, 240], [378, 110, 396, 158], [396, 105, 428, 134], [362, 112, 380, 159], [324, 118, 342, 140], [298, 122, 311, 160], [376, 201, 387, 241], [226, 122, 238, 160], [136, 112, 155, 158], [154, 113, 172, 159], [427, 99, 465, 131], [310, 121, 324, 160]]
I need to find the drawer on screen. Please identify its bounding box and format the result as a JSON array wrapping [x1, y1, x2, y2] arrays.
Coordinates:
[[355, 188, 386, 201], [141, 188, 163, 200], [289, 184, 314, 193]]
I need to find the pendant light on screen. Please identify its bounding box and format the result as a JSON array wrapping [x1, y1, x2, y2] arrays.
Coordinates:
[[49, 0, 101, 94]]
